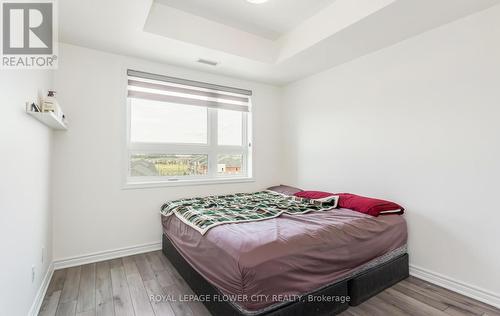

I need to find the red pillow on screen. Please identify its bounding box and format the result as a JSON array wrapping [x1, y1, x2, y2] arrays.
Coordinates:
[[294, 191, 404, 216], [294, 191, 333, 200], [336, 193, 404, 216]]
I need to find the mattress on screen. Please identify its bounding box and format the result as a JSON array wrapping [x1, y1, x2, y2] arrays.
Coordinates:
[[162, 208, 407, 313]]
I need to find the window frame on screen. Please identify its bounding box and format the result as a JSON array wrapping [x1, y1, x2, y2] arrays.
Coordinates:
[[123, 96, 254, 189]]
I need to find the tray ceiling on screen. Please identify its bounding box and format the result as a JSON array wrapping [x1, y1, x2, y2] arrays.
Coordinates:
[[59, 0, 500, 84], [155, 0, 336, 40]]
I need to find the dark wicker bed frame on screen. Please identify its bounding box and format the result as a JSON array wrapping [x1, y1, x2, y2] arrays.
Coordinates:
[[162, 234, 409, 316]]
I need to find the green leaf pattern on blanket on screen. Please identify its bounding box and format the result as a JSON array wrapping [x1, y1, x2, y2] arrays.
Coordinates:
[[161, 190, 338, 234]]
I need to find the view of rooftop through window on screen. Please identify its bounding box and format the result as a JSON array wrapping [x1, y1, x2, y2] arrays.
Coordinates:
[[126, 70, 252, 183]]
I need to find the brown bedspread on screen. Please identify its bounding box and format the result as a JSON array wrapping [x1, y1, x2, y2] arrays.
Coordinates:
[[162, 208, 407, 313]]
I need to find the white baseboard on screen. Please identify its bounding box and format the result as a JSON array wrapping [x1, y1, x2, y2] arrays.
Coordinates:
[[29, 262, 54, 316], [410, 264, 500, 309], [28, 242, 161, 315], [53, 241, 162, 270]]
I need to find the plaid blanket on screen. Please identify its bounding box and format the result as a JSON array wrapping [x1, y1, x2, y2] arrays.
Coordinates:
[[161, 190, 339, 235]]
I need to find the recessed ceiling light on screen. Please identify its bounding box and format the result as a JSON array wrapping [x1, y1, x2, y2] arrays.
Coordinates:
[[246, 0, 269, 4]]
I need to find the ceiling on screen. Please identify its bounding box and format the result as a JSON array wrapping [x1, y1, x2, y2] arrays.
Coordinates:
[[155, 0, 336, 40], [59, 0, 500, 85]]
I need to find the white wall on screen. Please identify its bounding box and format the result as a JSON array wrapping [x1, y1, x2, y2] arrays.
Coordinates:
[[9, 4, 498, 312], [0, 70, 53, 315], [282, 4, 500, 299], [51, 44, 283, 261]]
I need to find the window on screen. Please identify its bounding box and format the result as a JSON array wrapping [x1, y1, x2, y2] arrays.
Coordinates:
[[125, 70, 252, 187]]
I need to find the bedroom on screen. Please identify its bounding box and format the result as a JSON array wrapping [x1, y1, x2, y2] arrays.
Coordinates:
[[1, 0, 499, 315]]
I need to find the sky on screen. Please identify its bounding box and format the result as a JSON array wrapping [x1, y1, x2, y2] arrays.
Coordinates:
[[131, 98, 242, 145]]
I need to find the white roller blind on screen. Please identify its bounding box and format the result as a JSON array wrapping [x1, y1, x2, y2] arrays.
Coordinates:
[[127, 69, 251, 112]]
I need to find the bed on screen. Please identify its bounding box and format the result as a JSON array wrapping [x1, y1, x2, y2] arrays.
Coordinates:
[[160, 189, 408, 315]]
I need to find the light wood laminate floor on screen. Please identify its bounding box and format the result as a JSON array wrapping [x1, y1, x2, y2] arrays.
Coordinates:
[[39, 251, 500, 316]]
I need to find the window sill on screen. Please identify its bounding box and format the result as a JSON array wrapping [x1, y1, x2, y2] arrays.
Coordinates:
[[122, 177, 255, 190]]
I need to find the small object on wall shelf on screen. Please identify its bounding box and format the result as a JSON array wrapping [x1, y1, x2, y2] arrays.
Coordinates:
[[26, 90, 67, 130], [26, 102, 68, 130]]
